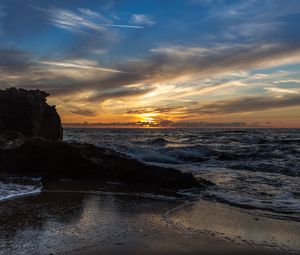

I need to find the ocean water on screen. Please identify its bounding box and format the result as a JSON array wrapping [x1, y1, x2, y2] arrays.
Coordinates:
[[0, 177, 42, 201], [64, 128, 300, 221], [1, 128, 300, 221]]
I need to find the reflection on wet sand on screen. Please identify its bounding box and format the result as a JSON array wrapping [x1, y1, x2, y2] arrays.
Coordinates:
[[0, 191, 299, 254], [0, 192, 180, 254], [167, 200, 300, 253]]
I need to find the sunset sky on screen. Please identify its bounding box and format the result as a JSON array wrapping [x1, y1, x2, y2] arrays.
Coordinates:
[[1, 0, 300, 127]]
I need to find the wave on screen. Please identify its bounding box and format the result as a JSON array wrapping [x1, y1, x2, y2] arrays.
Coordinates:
[[205, 192, 300, 221], [63, 128, 300, 220], [230, 162, 300, 177], [131, 137, 175, 146], [278, 138, 300, 144], [130, 145, 212, 164], [0, 177, 42, 202], [197, 168, 300, 221], [148, 137, 173, 145], [110, 143, 300, 177]]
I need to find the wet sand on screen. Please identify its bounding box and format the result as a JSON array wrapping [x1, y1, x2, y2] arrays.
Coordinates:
[[0, 189, 299, 255]]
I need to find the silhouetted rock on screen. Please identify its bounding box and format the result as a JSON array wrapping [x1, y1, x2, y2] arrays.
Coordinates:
[[0, 131, 25, 150], [0, 88, 207, 191], [0, 88, 62, 140], [0, 138, 202, 190]]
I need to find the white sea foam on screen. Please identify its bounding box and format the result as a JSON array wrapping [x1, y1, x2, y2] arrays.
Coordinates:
[[0, 177, 42, 202]]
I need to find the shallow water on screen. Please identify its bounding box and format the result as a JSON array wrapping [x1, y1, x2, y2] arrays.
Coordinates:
[[0, 191, 298, 254], [63, 128, 300, 220], [0, 192, 180, 254], [0, 177, 42, 201]]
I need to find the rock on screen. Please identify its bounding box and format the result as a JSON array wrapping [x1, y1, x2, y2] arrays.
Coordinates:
[[0, 138, 201, 190], [0, 131, 25, 150], [0, 88, 206, 191], [0, 88, 62, 140]]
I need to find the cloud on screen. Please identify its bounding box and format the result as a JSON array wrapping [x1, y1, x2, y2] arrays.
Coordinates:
[[37, 7, 119, 58], [89, 43, 300, 91], [186, 0, 300, 42], [195, 81, 247, 94], [1, 41, 300, 117], [87, 86, 154, 102], [1, 1, 299, 125], [76, 9, 143, 29], [38, 60, 124, 73], [100, 24, 143, 29], [130, 14, 155, 26], [226, 22, 279, 40], [275, 79, 300, 84], [0, 44, 300, 93], [0, 48, 33, 72], [77, 8, 107, 20], [264, 87, 300, 94], [126, 107, 177, 114], [192, 95, 300, 115], [41, 7, 143, 33], [44, 8, 106, 33], [36, 7, 143, 58], [188, 0, 223, 5], [70, 107, 97, 116]]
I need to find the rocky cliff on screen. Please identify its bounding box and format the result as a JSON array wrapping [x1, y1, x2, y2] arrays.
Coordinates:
[[0, 88, 62, 140]]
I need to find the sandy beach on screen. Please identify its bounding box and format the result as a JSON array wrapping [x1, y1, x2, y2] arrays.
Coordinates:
[[0, 186, 299, 255]]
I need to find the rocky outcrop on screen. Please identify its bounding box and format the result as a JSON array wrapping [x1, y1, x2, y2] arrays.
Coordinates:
[[0, 88, 207, 191], [0, 88, 62, 140], [0, 138, 201, 190]]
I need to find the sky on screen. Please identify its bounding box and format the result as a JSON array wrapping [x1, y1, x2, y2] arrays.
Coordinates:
[[0, 0, 300, 128]]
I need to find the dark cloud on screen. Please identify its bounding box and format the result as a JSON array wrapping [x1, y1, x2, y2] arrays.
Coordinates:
[[87, 86, 154, 102], [0, 48, 33, 72], [125, 107, 177, 114], [70, 107, 97, 116], [63, 122, 138, 127], [193, 95, 300, 114]]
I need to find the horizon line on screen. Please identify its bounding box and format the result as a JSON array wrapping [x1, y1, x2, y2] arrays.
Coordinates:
[[62, 123, 300, 129]]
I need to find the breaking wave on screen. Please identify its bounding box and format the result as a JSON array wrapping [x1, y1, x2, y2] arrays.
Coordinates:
[[62, 128, 300, 220]]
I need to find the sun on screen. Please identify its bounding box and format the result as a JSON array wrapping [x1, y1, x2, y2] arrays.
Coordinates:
[[136, 113, 160, 127], [138, 113, 158, 122], [143, 117, 155, 122]]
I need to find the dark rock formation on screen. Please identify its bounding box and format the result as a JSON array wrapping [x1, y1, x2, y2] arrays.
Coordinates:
[[0, 88, 207, 191], [0, 88, 62, 140], [0, 138, 201, 190]]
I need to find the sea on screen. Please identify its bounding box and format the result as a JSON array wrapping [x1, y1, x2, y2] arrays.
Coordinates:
[[1, 128, 300, 221]]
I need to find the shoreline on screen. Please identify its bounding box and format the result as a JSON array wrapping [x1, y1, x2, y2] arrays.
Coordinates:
[[0, 190, 299, 254]]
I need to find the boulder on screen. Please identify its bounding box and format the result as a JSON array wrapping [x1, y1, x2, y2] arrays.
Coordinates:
[[0, 138, 201, 190], [0, 88, 62, 140]]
